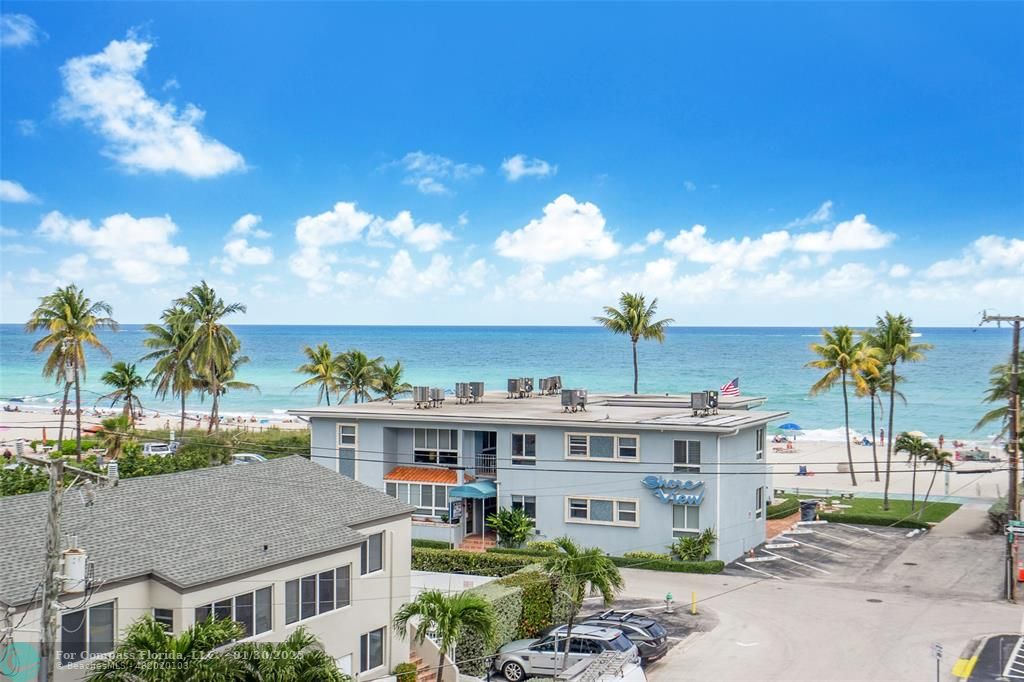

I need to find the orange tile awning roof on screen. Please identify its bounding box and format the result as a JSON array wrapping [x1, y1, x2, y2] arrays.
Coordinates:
[[384, 466, 475, 485]]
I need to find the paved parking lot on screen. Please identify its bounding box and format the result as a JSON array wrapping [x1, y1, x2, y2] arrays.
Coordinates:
[[723, 519, 919, 583]]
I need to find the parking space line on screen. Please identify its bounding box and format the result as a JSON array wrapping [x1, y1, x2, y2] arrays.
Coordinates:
[[781, 536, 851, 558], [1003, 636, 1024, 679], [810, 529, 859, 545], [836, 523, 889, 537], [761, 549, 831, 575], [733, 561, 786, 580]]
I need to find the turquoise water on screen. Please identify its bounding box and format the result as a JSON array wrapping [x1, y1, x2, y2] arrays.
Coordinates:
[[0, 325, 1013, 439]]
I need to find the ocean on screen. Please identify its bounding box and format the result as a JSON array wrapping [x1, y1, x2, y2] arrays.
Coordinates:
[[0, 324, 1013, 440]]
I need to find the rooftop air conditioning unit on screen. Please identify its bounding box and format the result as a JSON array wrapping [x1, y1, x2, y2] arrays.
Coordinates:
[[521, 377, 534, 396], [507, 378, 522, 398], [706, 390, 720, 413], [413, 386, 431, 408], [470, 382, 485, 401], [561, 389, 587, 413], [544, 376, 563, 394], [430, 388, 445, 407], [455, 382, 471, 403], [692, 391, 711, 416]]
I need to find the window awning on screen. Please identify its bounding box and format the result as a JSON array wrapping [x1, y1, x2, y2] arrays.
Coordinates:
[[384, 466, 474, 485], [449, 480, 497, 499]]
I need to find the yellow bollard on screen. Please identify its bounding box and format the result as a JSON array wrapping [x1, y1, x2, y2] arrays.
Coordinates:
[[691, 591, 697, 615]]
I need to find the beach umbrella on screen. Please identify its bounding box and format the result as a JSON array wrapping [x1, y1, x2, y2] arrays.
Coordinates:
[[778, 423, 803, 431], [907, 430, 928, 438]]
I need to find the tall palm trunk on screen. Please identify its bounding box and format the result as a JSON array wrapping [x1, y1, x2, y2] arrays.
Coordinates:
[[841, 371, 857, 486], [56, 381, 71, 451], [437, 648, 445, 682], [325, 384, 331, 407], [869, 393, 880, 482], [207, 359, 220, 434], [74, 355, 83, 462], [631, 337, 639, 394], [923, 464, 940, 510], [560, 608, 577, 672], [883, 364, 897, 510], [179, 392, 186, 435], [910, 453, 918, 511]]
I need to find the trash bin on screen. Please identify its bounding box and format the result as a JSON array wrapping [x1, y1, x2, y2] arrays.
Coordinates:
[[799, 500, 819, 522]]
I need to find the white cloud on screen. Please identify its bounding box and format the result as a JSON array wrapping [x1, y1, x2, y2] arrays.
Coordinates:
[[36, 210, 189, 284], [0, 226, 18, 237], [501, 154, 557, 181], [664, 224, 790, 271], [230, 213, 270, 238], [1, 14, 43, 48], [59, 254, 90, 280], [0, 180, 38, 203], [792, 214, 894, 253], [391, 151, 483, 195], [889, 263, 911, 278], [16, 119, 36, 136], [221, 239, 273, 273], [295, 201, 374, 249], [378, 250, 454, 297], [683, 180, 696, 192], [369, 211, 453, 252], [924, 234, 1024, 279], [458, 212, 469, 226], [58, 35, 245, 178], [786, 200, 834, 228], [494, 194, 621, 263], [818, 262, 875, 291], [624, 229, 666, 255]]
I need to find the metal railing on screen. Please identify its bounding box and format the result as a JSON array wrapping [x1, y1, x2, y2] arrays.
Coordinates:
[[474, 452, 497, 478]]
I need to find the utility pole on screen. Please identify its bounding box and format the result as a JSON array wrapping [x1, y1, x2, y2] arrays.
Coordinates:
[[20, 453, 110, 681], [981, 312, 1022, 603]]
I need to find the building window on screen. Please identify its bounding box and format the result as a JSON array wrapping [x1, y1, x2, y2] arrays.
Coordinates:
[[386, 482, 449, 518], [338, 424, 357, 475], [196, 587, 273, 638], [565, 433, 640, 461], [285, 566, 351, 626], [511, 433, 536, 465], [361, 532, 384, 575], [673, 440, 701, 473], [755, 486, 764, 519], [61, 601, 114, 665], [153, 608, 174, 633], [360, 627, 386, 672], [414, 428, 459, 465], [672, 504, 700, 537], [511, 494, 537, 519], [565, 497, 640, 527], [755, 428, 765, 460]]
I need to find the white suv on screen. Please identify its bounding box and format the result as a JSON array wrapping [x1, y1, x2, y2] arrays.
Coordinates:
[[494, 624, 638, 681]]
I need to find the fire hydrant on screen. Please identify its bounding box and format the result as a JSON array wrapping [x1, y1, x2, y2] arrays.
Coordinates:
[[664, 592, 674, 613]]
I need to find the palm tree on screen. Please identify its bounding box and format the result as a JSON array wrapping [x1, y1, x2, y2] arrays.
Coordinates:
[[393, 590, 496, 682], [377, 361, 412, 401], [921, 448, 954, 509], [974, 352, 1024, 437], [855, 370, 906, 482], [174, 282, 247, 432], [863, 313, 932, 510], [294, 342, 341, 405], [894, 432, 931, 511], [87, 615, 245, 680], [543, 536, 624, 671], [25, 285, 118, 461], [98, 415, 132, 459], [142, 306, 197, 436], [98, 361, 146, 424], [806, 326, 880, 486], [337, 350, 384, 404], [195, 350, 260, 416], [233, 627, 347, 681], [594, 292, 674, 394]]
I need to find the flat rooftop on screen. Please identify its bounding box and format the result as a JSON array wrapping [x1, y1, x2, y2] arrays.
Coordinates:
[[290, 391, 789, 433]]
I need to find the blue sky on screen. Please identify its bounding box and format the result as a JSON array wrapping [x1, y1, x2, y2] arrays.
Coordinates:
[[1, 2, 1021, 325]]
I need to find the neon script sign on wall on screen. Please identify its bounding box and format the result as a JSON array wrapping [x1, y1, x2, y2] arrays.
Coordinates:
[[641, 475, 705, 505]]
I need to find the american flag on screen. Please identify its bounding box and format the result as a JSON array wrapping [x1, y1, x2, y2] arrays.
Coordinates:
[[720, 377, 740, 397]]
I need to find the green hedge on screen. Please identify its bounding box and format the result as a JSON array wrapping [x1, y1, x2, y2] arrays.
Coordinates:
[[455, 581, 522, 677], [988, 498, 1008, 534], [496, 565, 556, 638], [487, 547, 554, 557], [767, 497, 799, 518], [411, 548, 539, 576], [486, 547, 724, 574], [411, 539, 453, 550], [818, 512, 928, 529]]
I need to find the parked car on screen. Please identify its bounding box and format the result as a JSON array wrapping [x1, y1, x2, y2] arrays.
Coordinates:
[[494, 624, 638, 681], [232, 453, 268, 465], [580, 610, 669, 665], [141, 442, 173, 457]]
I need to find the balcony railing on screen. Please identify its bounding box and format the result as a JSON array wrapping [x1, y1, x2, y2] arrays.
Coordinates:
[[474, 452, 496, 478]]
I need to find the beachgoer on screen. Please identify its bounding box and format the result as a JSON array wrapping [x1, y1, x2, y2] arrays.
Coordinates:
[[938, 435, 945, 451], [879, 428, 885, 446]]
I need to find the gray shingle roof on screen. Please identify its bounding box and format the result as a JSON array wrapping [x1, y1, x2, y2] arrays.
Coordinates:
[[0, 456, 413, 607]]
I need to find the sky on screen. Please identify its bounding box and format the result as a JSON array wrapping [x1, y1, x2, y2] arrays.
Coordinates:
[[0, 2, 1022, 326]]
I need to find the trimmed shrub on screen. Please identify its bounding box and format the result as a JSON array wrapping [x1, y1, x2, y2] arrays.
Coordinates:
[[393, 662, 417, 682], [455, 581, 522, 677], [817, 512, 928, 529], [987, 498, 1008, 534], [411, 548, 538, 576], [486, 547, 553, 557], [497, 565, 556, 638], [608, 555, 725, 574], [767, 497, 799, 518], [622, 550, 670, 561], [411, 539, 453, 550], [526, 540, 560, 554], [669, 528, 717, 561]]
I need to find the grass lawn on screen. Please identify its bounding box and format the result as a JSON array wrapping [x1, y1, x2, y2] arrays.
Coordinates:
[[774, 494, 961, 524]]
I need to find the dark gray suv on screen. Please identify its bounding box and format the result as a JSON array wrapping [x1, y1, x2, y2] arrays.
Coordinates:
[[581, 610, 669, 665]]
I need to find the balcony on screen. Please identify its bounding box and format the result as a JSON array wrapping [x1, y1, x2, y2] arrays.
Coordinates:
[[474, 452, 496, 478]]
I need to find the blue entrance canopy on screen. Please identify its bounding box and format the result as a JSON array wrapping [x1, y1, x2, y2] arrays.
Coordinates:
[[449, 480, 497, 499]]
